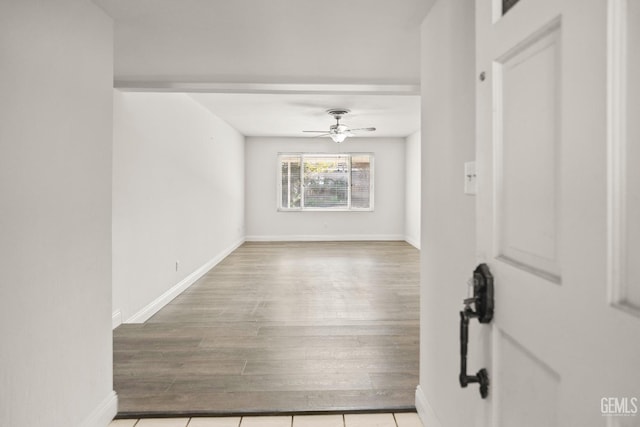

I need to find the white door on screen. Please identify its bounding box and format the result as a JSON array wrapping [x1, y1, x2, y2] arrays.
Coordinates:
[[475, 0, 640, 426]]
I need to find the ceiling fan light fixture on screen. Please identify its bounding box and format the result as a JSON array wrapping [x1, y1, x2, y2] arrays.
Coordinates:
[[330, 133, 348, 143], [302, 108, 375, 143]]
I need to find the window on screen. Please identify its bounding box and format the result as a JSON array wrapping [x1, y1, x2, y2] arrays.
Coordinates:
[[278, 153, 374, 211]]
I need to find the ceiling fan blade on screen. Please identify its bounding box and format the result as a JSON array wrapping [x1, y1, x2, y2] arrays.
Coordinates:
[[303, 130, 329, 133], [348, 127, 376, 132], [312, 133, 331, 138]]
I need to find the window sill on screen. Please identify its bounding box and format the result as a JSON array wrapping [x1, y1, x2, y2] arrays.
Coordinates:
[[277, 208, 374, 212]]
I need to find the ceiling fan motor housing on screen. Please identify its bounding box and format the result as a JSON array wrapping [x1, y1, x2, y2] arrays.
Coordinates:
[[327, 108, 350, 121]]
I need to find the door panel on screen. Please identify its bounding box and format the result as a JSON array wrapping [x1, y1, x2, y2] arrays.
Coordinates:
[[627, 1, 640, 311], [495, 22, 561, 281], [611, 0, 640, 314], [495, 331, 560, 427]]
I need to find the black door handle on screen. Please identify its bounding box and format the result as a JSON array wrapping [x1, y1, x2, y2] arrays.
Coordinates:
[[459, 263, 494, 399], [459, 310, 490, 398]]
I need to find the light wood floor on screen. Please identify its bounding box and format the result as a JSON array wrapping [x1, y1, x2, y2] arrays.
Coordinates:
[[114, 241, 420, 416]]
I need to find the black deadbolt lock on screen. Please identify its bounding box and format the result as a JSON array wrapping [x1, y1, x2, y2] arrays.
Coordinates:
[[459, 263, 494, 398]]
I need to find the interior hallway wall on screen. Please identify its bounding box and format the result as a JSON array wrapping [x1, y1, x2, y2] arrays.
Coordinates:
[[0, 1, 116, 426], [405, 130, 421, 249], [416, 1, 477, 426], [244, 137, 406, 241], [112, 92, 245, 324]]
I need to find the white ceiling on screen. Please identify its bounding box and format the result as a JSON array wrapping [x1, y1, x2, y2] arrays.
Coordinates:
[[95, 0, 431, 138], [189, 93, 420, 138]]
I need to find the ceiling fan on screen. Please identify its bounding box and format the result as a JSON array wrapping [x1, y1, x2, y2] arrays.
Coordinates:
[[303, 109, 376, 143]]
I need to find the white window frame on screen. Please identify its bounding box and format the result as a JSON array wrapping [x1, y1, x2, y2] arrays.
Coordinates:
[[277, 153, 375, 212]]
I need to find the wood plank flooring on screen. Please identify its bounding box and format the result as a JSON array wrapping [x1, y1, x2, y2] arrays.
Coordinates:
[[114, 241, 420, 416]]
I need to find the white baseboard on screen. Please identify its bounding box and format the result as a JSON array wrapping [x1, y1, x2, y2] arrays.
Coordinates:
[[245, 234, 405, 242], [416, 385, 442, 427], [405, 235, 421, 249], [111, 310, 122, 330], [126, 237, 245, 324], [80, 390, 117, 427]]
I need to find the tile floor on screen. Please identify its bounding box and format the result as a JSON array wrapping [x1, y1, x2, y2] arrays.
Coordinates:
[[109, 412, 423, 427]]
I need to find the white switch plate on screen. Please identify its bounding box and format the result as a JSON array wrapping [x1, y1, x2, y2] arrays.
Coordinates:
[[464, 161, 477, 195]]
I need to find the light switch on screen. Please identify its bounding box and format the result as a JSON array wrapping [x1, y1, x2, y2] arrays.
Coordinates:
[[464, 161, 477, 195]]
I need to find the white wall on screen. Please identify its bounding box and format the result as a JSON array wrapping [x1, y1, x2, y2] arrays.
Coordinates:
[[0, 1, 116, 427], [112, 92, 245, 324], [245, 137, 405, 241], [405, 131, 421, 248], [416, 1, 477, 426]]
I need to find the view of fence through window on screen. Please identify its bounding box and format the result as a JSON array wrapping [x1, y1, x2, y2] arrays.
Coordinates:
[[279, 153, 373, 211], [351, 154, 372, 209], [303, 155, 349, 208]]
